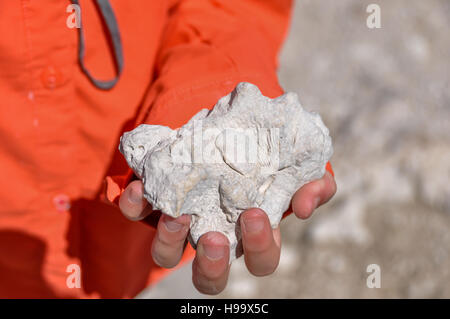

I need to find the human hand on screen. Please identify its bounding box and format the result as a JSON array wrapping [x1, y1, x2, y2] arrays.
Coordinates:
[[119, 170, 336, 295]]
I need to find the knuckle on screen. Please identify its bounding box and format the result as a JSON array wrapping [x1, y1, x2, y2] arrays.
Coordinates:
[[151, 237, 183, 268], [157, 229, 186, 247], [151, 247, 179, 269]]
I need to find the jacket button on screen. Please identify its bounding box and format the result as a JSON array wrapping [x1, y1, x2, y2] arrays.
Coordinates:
[[53, 194, 71, 212], [41, 66, 64, 89]]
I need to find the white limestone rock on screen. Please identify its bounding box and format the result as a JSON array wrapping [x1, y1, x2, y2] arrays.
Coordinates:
[[119, 82, 333, 261]]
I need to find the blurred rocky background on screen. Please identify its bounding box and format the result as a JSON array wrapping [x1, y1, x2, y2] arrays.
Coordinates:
[[140, 0, 450, 298]]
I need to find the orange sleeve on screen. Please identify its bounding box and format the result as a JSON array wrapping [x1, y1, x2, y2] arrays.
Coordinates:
[[136, 0, 294, 128], [104, 0, 334, 218]]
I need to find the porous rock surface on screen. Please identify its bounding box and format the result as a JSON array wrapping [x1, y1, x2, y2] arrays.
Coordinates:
[[119, 82, 333, 261]]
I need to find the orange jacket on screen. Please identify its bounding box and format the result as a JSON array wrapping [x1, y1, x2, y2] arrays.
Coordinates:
[[0, 0, 329, 298]]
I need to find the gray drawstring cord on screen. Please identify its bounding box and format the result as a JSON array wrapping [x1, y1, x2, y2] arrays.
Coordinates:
[[71, 0, 124, 90]]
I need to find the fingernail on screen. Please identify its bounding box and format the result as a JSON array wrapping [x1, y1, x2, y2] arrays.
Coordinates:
[[243, 211, 265, 234], [199, 233, 228, 261], [163, 216, 184, 232], [128, 187, 142, 205]]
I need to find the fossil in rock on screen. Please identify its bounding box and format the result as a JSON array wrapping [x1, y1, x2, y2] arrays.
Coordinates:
[[119, 82, 333, 261]]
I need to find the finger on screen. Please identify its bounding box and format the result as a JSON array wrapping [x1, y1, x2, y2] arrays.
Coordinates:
[[240, 208, 281, 276], [291, 171, 337, 219], [151, 214, 191, 268], [192, 232, 230, 295], [119, 180, 152, 221]]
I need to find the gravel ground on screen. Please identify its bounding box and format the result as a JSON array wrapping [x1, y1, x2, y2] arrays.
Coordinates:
[[139, 0, 450, 299]]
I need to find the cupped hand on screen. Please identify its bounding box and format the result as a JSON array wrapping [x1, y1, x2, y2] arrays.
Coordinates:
[[119, 171, 336, 295]]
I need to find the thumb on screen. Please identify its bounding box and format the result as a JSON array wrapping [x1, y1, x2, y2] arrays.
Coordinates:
[[119, 180, 152, 221]]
